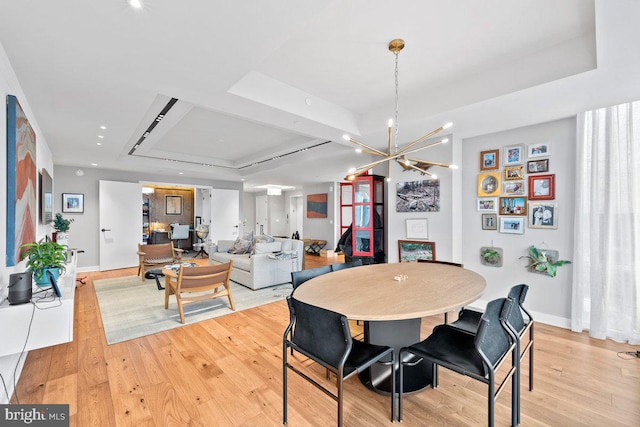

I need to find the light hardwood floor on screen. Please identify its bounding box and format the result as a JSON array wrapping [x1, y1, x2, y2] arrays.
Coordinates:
[[11, 254, 640, 426]]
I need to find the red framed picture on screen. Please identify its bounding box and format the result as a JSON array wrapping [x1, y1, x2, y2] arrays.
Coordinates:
[[528, 174, 555, 200]]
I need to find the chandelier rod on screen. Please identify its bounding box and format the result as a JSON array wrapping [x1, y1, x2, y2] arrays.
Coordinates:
[[349, 138, 448, 174]]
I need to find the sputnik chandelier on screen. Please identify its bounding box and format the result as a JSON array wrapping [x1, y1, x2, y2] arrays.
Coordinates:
[[344, 39, 457, 181]]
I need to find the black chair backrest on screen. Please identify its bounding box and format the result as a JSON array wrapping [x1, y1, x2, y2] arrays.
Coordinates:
[[417, 259, 463, 267], [330, 259, 363, 272], [475, 298, 514, 371], [291, 265, 332, 290], [507, 284, 529, 333], [287, 296, 351, 368]]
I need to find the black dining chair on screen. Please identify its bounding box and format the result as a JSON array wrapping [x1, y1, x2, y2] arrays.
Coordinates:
[[330, 259, 364, 271], [291, 265, 332, 290], [449, 284, 533, 424], [398, 297, 518, 427], [283, 296, 396, 426], [416, 259, 464, 323]]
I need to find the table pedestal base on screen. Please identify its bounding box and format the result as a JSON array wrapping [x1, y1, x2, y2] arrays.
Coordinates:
[[359, 318, 433, 395]]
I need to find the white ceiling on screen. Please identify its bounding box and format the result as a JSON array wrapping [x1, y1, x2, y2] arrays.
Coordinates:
[[1, 1, 639, 192]]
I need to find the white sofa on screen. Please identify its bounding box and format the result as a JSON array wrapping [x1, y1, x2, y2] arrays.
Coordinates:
[[209, 237, 304, 290]]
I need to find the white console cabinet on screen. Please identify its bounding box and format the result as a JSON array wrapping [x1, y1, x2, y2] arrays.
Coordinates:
[[0, 250, 77, 357]]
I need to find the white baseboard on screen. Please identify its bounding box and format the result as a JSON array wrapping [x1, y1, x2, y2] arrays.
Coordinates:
[[77, 266, 99, 273], [465, 299, 570, 329]]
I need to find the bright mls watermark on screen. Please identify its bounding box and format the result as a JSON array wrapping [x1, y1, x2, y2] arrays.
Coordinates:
[[1, 405, 69, 426]]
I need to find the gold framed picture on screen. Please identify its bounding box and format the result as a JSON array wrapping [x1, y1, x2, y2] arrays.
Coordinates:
[[477, 172, 501, 197], [503, 166, 524, 181]]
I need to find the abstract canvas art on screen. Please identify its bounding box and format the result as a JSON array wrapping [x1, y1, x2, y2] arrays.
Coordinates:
[[307, 193, 328, 218], [6, 95, 37, 266]]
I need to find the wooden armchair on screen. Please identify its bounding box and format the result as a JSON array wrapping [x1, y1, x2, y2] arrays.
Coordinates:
[[137, 243, 183, 281], [164, 261, 235, 324]]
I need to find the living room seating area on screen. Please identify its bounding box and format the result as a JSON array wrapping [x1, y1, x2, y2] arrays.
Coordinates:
[[209, 234, 304, 290]]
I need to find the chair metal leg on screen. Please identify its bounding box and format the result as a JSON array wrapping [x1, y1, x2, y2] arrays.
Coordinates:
[[398, 350, 405, 422], [529, 323, 534, 391], [337, 376, 344, 427], [488, 374, 495, 427], [283, 343, 288, 425], [390, 351, 396, 422]]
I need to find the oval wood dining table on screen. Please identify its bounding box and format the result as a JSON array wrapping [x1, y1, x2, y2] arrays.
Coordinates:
[[293, 262, 486, 394]]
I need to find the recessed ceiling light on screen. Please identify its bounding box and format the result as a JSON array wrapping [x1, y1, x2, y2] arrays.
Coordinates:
[[91, 163, 98, 166], [75, 169, 84, 177], [179, 172, 184, 175], [129, 0, 142, 9], [97, 142, 102, 146], [98, 135, 104, 138], [100, 125, 107, 130]]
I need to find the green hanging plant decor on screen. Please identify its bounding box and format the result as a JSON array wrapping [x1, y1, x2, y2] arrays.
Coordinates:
[[520, 245, 571, 277]]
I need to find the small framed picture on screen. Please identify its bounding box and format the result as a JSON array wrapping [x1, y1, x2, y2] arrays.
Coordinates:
[[398, 240, 436, 262], [499, 196, 527, 216], [165, 195, 183, 215], [477, 197, 498, 212], [527, 142, 551, 158], [482, 214, 497, 230], [499, 217, 525, 234], [503, 144, 524, 166], [527, 159, 549, 174], [62, 193, 84, 213], [405, 218, 429, 239], [528, 174, 555, 200], [528, 201, 558, 229], [503, 180, 526, 196], [480, 149, 500, 170], [503, 166, 524, 181], [478, 172, 501, 197]]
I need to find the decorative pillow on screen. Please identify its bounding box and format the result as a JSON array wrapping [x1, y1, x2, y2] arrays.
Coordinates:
[[254, 241, 282, 254], [228, 237, 252, 254]]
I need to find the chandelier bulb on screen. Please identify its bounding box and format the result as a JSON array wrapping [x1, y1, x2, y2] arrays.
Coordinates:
[[386, 177, 391, 182], [431, 175, 438, 180], [443, 122, 453, 129], [342, 134, 351, 141], [449, 164, 459, 169], [348, 167, 357, 174], [388, 119, 394, 128], [355, 148, 362, 153], [441, 138, 449, 144]]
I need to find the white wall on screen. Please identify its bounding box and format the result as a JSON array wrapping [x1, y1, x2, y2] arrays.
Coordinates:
[[461, 118, 576, 325], [386, 136, 455, 263], [0, 41, 54, 404], [303, 183, 337, 250]]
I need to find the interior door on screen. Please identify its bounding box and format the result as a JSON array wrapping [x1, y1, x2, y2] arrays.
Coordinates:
[[210, 189, 239, 241], [256, 195, 268, 236], [99, 180, 142, 271]]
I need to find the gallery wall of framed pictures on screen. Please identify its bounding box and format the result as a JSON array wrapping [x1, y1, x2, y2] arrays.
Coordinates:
[[477, 141, 556, 234]]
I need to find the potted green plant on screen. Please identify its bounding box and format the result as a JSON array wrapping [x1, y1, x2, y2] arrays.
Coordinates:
[[21, 240, 68, 286], [51, 213, 73, 244], [520, 245, 571, 277]]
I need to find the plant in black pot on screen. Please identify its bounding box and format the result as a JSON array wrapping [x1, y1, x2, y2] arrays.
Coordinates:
[[51, 213, 73, 244], [21, 240, 68, 287]]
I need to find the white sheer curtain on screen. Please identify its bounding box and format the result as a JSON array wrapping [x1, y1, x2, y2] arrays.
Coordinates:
[[572, 101, 640, 344]]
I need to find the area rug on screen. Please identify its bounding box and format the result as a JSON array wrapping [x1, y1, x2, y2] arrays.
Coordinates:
[[94, 276, 292, 345]]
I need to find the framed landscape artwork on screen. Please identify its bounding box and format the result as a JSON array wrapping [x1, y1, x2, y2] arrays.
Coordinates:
[[396, 180, 440, 212], [480, 149, 499, 170], [529, 174, 555, 200], [398, 240, 436, 262]]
